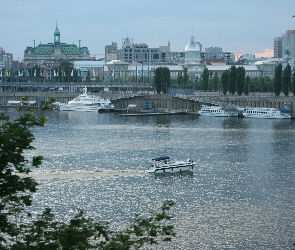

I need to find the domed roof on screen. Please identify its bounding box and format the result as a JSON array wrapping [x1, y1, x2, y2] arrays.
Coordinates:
[[185, 36, 200, 52]]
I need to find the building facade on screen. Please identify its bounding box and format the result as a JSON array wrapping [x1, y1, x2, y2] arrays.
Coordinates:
[[23, 23, 90, 67], [117, 38, 180, 65], [274, 30, 295, 58], [105, 42, 118, 63], [0, 47, 13, 70], [274, 37, 283, 58]]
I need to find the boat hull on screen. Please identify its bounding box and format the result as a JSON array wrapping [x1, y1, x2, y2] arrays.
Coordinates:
[[243, 107, 291, 119], [243, 114, 291, 119], [98, 106, 115, 112], [59, 104, 99, 112], [146, 162, 195, 174], [199, 112, 238, 117]]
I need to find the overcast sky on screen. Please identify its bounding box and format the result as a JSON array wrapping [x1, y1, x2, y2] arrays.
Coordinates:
[[1, 0, 295, 61]]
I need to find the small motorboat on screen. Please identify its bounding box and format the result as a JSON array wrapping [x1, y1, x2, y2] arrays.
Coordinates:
[[146, 156, 195, 174]]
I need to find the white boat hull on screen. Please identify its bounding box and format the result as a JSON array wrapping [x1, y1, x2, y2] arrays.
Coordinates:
[[199, 105, 239, 117], [59, 104, 99, 112], [58, 86, 115, 112], [146, 162, 195, 174], [243, 114, 291, 119], [199, 112, 238, 117], [98, 105, 115, 112], [243, 107, 291, 119]]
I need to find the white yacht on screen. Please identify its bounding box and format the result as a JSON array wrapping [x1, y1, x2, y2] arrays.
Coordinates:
[[97, 100, 115, 112], [243, 107, 291, 119], [199, 105, 239, 117], [146, 156, 195, 174], [59, 87, 114, 112]]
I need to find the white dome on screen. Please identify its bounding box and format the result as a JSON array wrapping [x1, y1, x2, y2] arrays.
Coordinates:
[[185, 42, 200, 52], [184, 36, 200, 52]]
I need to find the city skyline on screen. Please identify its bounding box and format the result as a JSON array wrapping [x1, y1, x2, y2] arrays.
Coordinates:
[[1, 0, 295, 61]]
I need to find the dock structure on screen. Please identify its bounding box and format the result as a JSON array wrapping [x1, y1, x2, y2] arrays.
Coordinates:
[[0, 91, 294, 116]]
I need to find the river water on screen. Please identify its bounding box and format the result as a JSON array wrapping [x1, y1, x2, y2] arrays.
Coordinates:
[[3, 109, 295, 249]]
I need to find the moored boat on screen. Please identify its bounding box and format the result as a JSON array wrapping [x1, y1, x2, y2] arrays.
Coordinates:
[[97, 100, 115, 112], [198, 105, 239, 117], [58, 86, 114, 112], [243, 107, 291, 119], [146, 156, 195, 174]]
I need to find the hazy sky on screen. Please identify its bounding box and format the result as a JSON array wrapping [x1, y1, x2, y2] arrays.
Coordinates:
[[1, 0, 295, 61]]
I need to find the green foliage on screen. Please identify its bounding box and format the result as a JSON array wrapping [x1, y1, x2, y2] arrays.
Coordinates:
[[213, 72, 219, 92], [228, 65, 237, 95], [0, 107, 175, 249], [282, 64, 291, 96], [244, 75, 250, 96], [273, 63, 282, 96], [11, 200, 175, 249], [221, 70, 229, 95], [177, 72, 183, 85], [236, 66, 245, 96], [154, 67, 171, 94], [291, 72, 295, 95], [183, 68, 188, 84], [202, 67, 209, 92]]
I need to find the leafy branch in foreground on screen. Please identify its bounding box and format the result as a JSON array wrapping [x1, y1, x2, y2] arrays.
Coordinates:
[[0, 105, 175, 249]]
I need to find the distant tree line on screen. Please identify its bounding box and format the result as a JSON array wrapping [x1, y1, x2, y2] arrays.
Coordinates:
[[199, 63, 295, 97]]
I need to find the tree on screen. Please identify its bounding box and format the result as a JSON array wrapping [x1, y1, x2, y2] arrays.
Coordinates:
[[236, 66, 245, 96], [244, 75, 250, 96], [221, 70, 229, 95], [183, 67, 188, 84], [273, 63, 282, 96], [202, 67, 209, 92], [154, 67, 171, 94], [282, 63, 291, 96], [177, 72, 183, 85], [291, 71, 295, 96], [228, 65, 237, 95], [0, 107, 175, 249], [213, 72, 219, 92], [208, 71, 213, 92]]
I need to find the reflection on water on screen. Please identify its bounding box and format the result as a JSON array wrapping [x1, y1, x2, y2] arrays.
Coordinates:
[[2, 108, 295, 249]]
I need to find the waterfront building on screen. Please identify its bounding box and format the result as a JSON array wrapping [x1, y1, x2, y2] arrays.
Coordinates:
[[73, 60, 105, 81], [23, 23, 90, 67]]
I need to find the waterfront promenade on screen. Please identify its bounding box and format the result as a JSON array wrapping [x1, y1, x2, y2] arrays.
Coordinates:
[[0, 90, 294, 116]]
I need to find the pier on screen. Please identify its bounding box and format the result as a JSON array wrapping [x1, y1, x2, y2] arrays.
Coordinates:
[[0, 91, 294, 116]]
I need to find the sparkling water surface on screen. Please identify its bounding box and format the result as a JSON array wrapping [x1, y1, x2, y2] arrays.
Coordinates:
[[4, 109, 295, 249]]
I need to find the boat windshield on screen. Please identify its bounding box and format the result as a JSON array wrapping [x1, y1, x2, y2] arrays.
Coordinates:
[[152, 156, 170, 161]]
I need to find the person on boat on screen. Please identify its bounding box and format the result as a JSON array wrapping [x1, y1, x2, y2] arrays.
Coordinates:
[[187, 158, 191, 163]]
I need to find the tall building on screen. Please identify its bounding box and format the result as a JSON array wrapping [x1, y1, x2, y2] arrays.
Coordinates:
[[105, 42, 118, 63], [274, 30, 295, 58], [201, 47, 235, 64], [117, 38, 176, 65], [23, 23, 90, 67], [274, 37, 283, 58], [0, 47, 13, 70]]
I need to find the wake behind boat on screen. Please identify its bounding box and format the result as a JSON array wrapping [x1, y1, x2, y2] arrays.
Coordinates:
[[58, 86, 114, 112], [198, 105, 239, 117], [243, 107, 291, 119], [146, 156, 195, 174]]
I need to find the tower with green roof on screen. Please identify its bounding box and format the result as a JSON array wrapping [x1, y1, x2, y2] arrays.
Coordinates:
[[24, 23, 90, 67]]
